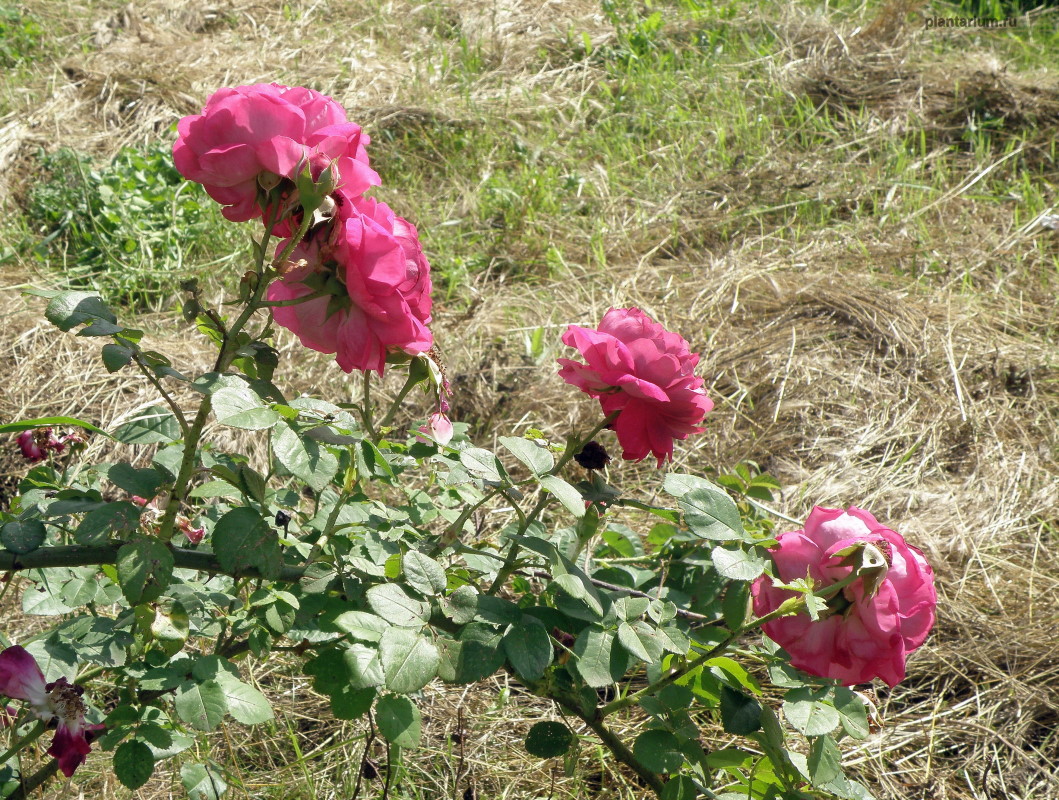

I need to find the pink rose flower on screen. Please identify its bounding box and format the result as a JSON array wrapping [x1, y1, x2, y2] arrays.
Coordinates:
[[751, 507, 937, 687], [557, 308, 713, 465], [416, 412, 454, 446], [0, 646, 104, 777], [268, 192, 433, 373], [173, 83, 380, 222]]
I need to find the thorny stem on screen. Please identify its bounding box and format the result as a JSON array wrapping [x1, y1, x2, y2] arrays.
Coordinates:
[[0, 544, 306, 583], [157, 207, 314, 542], [485, 411, 619, 596], [547, 691, 666, 796], [9, 759, 58, 800], [377, 368, 423, 431], [599, 598, 808, 718]]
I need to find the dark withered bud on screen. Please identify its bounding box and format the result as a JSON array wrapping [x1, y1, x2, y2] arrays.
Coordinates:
[[463, 787, 477, 800], [361, 759, 379, 780], [574, 441, 610, 470], [275, 510, 291, 529]]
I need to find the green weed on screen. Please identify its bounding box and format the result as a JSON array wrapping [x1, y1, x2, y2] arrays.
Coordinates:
[[24, 142, 240, 308]]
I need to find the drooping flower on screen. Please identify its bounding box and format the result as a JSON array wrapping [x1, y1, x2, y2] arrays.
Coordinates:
[[416, 412, 454, 446], [173, 83, 380, 222], [750, 507, 937, 687], [268, 192, 433, 373], [557, 308, 713, 466], [0, 646, 104, 777], [17, 429, 64, 464]]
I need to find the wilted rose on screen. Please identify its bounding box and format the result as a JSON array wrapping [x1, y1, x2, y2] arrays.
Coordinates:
[[751, 506, 937, 687]]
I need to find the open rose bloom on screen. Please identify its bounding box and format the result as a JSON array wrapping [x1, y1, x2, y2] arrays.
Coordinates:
[[268, 192, 434, 373], [751, 507, 937, 687], [174, 83, 380, 222], [557, 307, 713, 465], [0, 646, 103, 776], [175, 84, 434, 375]]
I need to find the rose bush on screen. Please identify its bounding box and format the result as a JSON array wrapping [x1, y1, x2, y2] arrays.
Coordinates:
[[751, 506, 937, 686], [173, 83, 379, 222], [557, 307, 713, 465], [0, 82, 941, 800]]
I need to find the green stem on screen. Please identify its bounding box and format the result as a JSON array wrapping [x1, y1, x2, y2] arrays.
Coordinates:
[[361, 373, 378, 441], [484, 411, 619, 595], [0, 721, 45, 767], [0, 545, 306, 583], [600, 598, 806, 718], [158, 207, 314, 543], [377, 369, 423, 431], [548, 691, 665, 796]]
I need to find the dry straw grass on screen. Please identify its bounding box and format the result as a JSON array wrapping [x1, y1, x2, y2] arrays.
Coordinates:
[[2, 0, 1059, 798]]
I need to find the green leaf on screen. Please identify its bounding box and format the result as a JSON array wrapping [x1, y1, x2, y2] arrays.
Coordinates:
[[654, 626, 690, 655], [808, 735, 842, 787], [272, 422, 338, 492], [113, 405, 180, 444], [459, 447, 504, 482], [403, 550, 447, 596], [503, 622, 552, 680], [375, 694, 421, 748], [441, 585, 478, 625], [1, 520, 46, 554], [366, 583, 430, 628], [212, 387, 280, 430], [707, 656, 763, 695], [0, 416, 110, 438], [331, 687, 375, 720], [834, 687, 870, 740], [117, 540, 174, 605], [711, 545, 766, 580], [74, 502, 141, 545], [343, 643, 385, 689], [436, 631, 505, 684], [499, 436, 553, 475], [101, 344, 135, 373], [633, 730, 684, 773], [573, 627, 620, 688], [174, 680, 227, 731], [212, 508, 281, 579], [661, 775, 700, 800], [783, 692, 840, 737], [114, 740, 154, 790], [679, 487, 744, 541], [106, 463, 163, 499], [219, 680, 273, 724], [524, 721, 574, 758], [379, 628, 440, 693], [181, 763, 228, 800], [538, 475, 586, 518], [45, 291, 117, 333], [617, 621, 663, 664], [328, 610, 389, 643], [720, 686, 762, 735], [150, 602, 190, 657]]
